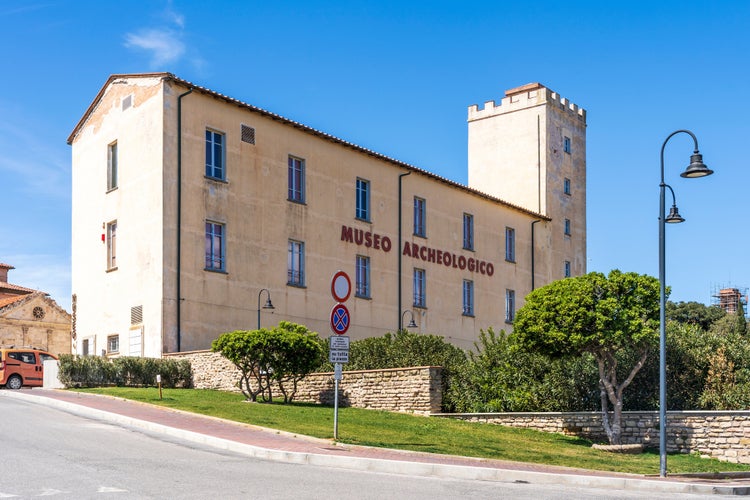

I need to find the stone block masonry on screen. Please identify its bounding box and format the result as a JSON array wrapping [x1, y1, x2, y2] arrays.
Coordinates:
[[166, 350, 443, 415], [434, 411, 750, 465]]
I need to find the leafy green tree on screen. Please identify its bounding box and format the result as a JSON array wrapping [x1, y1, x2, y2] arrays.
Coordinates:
[[271, 322, 325, 403], [666, 301, 725, 331], [445, 328, 600, 413], [513, 270, 660, 445], [735, 300, 747, 335], [212, 322, 324, 403]]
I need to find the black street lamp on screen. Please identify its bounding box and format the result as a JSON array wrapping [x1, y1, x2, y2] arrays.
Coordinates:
[[257, 288, 274, 330], [401, 309, 417, 331], [658, 130, 713, 477]]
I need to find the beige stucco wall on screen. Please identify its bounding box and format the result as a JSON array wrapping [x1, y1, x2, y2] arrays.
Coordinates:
[[71, 75, 586, 356], [71, 76, 166, 357]]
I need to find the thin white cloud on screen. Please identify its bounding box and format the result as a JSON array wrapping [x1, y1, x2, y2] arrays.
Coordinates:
[[124, 28, 185, 68], [164, 4, 185, 29]]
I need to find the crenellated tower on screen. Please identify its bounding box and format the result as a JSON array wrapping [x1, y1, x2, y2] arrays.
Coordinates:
[[467, 83, 587, 281]]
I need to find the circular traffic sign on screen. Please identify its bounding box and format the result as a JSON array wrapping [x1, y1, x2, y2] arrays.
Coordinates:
[[330, 303, 351, 335], [331, 271, 351, 302]]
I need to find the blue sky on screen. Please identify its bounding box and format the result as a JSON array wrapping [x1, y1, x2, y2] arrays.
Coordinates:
[[1, 1, 748, 312]]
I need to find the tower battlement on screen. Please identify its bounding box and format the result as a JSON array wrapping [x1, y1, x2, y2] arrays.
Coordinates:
[[468, 83, 586, 123]]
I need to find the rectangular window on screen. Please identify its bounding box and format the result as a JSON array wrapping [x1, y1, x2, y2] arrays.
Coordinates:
[[107, 141, 118, 191], [205, 221, 225, 271], [413, 268, 426, 308], [355, 255, 370, 298], [505, 227, 515, 262], [414, 197, 426, 237], [564, 177, 571, 195], [287, 240, 305, 286], [564, 260, 571, 278], [205, 129, 225, 180], [463, 280, 474, 316], [355, 178, 370, 221], [107, 334, 120, 354], [564, 219, 571, 236], [505, 289, 516, 323], [463, 213, 474, 250], [106, 221, 117, 270], [288, 156, 305, 203], [563, 136, 572, 154]]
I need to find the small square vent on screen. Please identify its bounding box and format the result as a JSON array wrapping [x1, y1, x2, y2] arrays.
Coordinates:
[[241, 124, 256, 144], [130, 305, 143, 325], [122, 95, 133, 111]]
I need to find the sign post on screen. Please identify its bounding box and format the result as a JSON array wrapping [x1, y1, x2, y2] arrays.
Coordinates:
[[329, 271, 352, 440]]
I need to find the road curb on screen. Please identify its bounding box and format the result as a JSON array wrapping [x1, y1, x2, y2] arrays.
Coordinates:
[[3, 390, 748, 496]]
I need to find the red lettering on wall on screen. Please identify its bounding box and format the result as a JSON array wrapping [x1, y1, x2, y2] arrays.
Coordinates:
[[458, 255, 466, 270], [382, 237, 392, 252], [341, 226, 353, 243], [365, 231, 372, 248]]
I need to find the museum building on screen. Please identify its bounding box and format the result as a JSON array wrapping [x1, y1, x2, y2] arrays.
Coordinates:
[[69, 73, 586, 356]]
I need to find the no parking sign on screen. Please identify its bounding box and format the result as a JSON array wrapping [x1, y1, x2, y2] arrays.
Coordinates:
[[330, 303, 350, 335]]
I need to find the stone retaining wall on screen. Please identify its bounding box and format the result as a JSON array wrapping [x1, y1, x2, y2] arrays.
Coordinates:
[[166, 350, 442, 415], [434, 411, 750, 464], [166, 351, 750, 463]]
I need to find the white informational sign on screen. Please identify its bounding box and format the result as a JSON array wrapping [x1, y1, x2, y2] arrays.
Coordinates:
[[329, 349, 349, 364], [329, 335, 350, 350], [334, 363, 342, 381]]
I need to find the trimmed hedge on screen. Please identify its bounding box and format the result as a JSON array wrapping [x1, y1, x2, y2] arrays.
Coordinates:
[[58, 354, 192, 388]]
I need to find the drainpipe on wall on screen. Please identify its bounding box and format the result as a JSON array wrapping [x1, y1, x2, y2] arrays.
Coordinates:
[[398, 171, 411, 331], [531, 220, 541, 291], [176, 87, 193, 353]]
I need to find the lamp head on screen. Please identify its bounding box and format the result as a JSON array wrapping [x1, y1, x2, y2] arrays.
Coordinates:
[[263, 298, 274, 310], [680, 153, 713, 178], [666, 205, 685, 224], [407, 318, 418, 328]]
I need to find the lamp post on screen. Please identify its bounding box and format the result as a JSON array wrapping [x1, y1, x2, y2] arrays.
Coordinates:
[[658, 130, 713, 477], [401, 309, 417, 331], [257, 288, 274, 330]]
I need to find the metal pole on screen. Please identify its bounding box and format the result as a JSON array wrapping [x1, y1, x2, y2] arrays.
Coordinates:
[[659, 129, 704, 477], [334, 365, 340, 440], [398, 172, 411, 331], [659, 176, 667, 477]]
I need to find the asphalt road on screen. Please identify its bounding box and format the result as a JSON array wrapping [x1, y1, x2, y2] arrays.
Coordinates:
[[0, 396, 721, 499]]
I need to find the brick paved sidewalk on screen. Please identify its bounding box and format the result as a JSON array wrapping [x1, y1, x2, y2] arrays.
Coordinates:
[[5, 388, 750, 496]]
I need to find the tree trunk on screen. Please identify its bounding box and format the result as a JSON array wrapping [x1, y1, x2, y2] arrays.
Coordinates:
[[595, 349, 649, 445]]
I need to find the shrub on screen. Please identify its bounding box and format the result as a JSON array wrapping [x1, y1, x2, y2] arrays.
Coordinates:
[[317, 330, 467, 412], [58, 354, 192, 388], [212, 321, 324, 403]]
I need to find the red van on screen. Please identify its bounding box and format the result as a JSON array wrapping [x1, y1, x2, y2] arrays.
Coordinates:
[[0, 348, 58, 389]]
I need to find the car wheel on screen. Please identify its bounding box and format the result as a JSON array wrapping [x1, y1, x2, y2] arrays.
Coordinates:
[[6, 375, 22, 390]]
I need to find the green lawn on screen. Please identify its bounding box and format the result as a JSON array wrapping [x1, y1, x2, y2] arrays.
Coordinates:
[[74, 387, 750, 475]]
